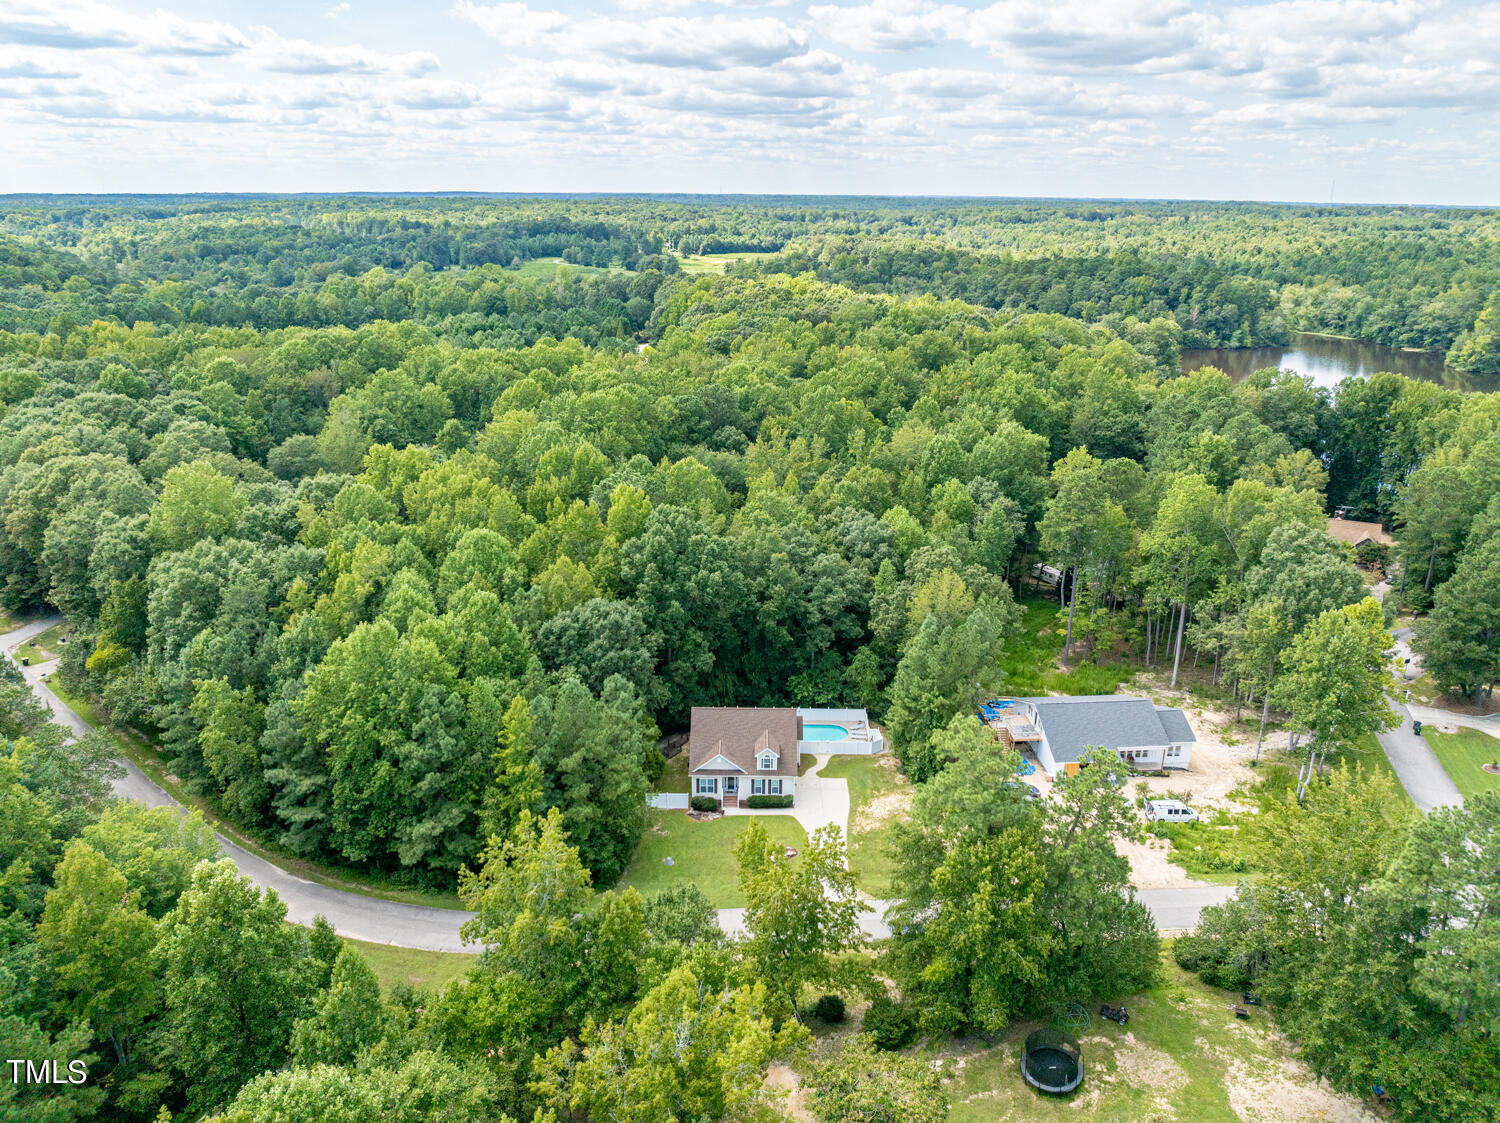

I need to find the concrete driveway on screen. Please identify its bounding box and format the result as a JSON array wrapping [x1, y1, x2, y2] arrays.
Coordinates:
[[723, 753, 851, 843]]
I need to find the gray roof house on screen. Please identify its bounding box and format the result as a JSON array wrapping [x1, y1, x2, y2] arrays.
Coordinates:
[[689, 707, 800, 808], [993, 696, 1197, 775]]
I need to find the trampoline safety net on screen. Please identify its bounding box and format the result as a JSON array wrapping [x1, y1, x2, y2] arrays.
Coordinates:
[[1021, 1027, 1083, 1094]]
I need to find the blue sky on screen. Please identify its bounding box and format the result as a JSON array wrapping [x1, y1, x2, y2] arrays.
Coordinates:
[[1, 0, 1497, 203]]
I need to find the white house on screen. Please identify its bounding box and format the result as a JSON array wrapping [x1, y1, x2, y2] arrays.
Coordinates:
[[988, 695, 1196, 775]]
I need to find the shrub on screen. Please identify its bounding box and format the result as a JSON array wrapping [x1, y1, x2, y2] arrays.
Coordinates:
[[863, 993, 918, 1051], [689, 795, 718, 813], [813, 993, 846, 1023], [745, 794, 793, 809]]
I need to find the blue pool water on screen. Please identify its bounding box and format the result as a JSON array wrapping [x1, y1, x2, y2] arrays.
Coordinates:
[[802, 723, 851, 742]]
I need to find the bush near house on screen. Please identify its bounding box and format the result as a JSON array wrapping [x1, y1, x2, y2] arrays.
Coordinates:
[[689, 795, 718, 813], [745, 794, 793, 809]]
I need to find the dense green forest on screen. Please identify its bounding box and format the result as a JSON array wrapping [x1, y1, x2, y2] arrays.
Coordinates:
[[5, 195, 1500, 367], [3, 196, 1498, 1121]]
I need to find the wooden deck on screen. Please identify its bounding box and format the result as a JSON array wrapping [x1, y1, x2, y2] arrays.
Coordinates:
[[991, 714, 1042, 749]]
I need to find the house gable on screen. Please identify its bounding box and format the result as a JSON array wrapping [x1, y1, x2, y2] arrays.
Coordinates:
[[692, 752, 744, 774]]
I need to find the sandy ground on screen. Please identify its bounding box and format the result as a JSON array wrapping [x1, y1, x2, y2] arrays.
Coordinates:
[[1225, 1056, 1380, 1123], [764, 1063, 814, 1121], [851, 753, 911, 833], [1025, 695, 1264, 889]]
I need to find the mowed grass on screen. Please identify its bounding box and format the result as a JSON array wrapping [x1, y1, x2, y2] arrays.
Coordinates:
[[46, 675, 466, 911], [510, 257, 631, 279], [15, 623, 67, 664], [820, 754, 908, 897], [675, 251, 772, 275], [615, 809, 806, 908], [343, 937, 474, 996], [945, 949, 1367, 1122], [1425, 728, 1500, 799]]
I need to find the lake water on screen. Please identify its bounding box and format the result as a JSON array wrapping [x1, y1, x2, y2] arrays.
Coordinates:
[[1180, 333, 1498, 392]]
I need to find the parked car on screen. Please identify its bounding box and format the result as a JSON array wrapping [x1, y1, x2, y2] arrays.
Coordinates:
[[1145, 799, 1198, 823], [1001, 781, 1043, 802]]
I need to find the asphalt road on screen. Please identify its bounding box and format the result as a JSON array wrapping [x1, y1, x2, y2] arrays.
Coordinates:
[[5, 616, 1237, 950], [719, 885, 1237, 940], [1380, 629, 1465, 812]]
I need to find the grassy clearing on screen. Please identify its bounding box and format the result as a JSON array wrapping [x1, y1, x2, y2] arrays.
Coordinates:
[[1425, 728, 1500, 799], [615, 809, 806, 908], [820, 754, 907, 897], [1156, 734, 1412, 880], [653, 750, 689, 794], [46, 675, 466, 911], [344, 937, 474, 995], [998, 597, 1137, 698], [674, 251, 771, 275], [944, 949, 1369, 1122], [510, 257, 630, 279], [15, 623, 68, 664]]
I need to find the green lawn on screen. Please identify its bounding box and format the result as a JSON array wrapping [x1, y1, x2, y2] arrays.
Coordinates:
[[653, 750, 689, 794], [15, 623, 67, 664], [674, 251, 770, 275], [1425, 728, 1500, 799], [344, 937, 474, 995], [945, 949, 1365, 1121], [47, 675, 466, 911], [615, 810, 806, 908], [820, 754, 907, 897], [510, 257, 631, 279]]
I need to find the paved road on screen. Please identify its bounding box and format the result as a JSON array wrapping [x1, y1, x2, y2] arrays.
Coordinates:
[[1376, 697, 1464, 812], [4, 618, 479, 952], [1407, 703, 1500, 738], [718, 885, 1237, 940], [5, 617, 1235, 950]]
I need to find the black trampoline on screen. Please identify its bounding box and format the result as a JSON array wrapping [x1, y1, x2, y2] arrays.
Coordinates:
[[1021, 1028, 1083, 1094]]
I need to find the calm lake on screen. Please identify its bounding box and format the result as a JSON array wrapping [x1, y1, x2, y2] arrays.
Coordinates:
[[1180, 333, 1499, 392]]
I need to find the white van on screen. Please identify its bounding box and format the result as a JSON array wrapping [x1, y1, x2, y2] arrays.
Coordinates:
[[1145, 799, 1199, 823]]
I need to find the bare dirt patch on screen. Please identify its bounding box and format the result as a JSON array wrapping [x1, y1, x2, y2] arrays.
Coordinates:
[[855, 789, 911, 833], [1225, 1057, 1379, 1123], [765, 1063, 815, 1122], [1116, 834, 1211, 889]]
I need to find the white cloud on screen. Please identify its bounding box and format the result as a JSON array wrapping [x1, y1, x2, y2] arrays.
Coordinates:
[[0, 0, 1497, 200]]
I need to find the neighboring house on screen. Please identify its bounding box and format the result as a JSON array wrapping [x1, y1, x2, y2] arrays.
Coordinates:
[[985, 695, 1197, 775], [689, 706, 800, 809], [1327, 517, 1393, 549]]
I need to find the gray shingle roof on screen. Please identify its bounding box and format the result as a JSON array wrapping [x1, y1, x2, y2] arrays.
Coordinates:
[[1019, 696, 1195, 764], [1155, 707, 1197, 745]]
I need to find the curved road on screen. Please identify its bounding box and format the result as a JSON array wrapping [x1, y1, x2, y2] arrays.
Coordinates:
[[5, 617, 1231, 951], [1380, 628, 1465, 812]]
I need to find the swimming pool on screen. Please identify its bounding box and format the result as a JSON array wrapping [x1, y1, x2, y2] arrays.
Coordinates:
[[802, 723, 851, 742]]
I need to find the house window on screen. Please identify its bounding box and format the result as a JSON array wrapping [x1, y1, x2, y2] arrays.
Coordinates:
[[758, 754, 775, 770], [769, 778, 783, 796], [694, 777, 717, 795], [752, 779, 764, 795], [1167, 746, 1181, 758]]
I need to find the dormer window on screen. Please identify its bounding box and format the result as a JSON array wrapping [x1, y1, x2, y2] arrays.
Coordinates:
[[758, 753, 776, 770]]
